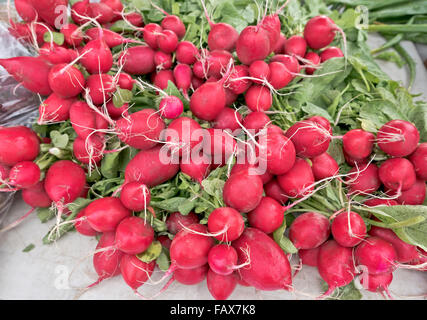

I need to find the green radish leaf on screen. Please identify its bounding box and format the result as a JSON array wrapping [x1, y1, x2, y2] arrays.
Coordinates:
[[101, 152, 121, 179], [22, 244, 35, 253], [151, 197, 193, 213], [50, 131, 69, 149], [178, 199, 196, 216], [113, 89, 133, 108], [37, 207, 55, 223], [156, 247, 171, 271], [43, 32, 64, 46], [273, 220, 298, 254], [321, 280, 362, 300], [137, 241, 162, 263]]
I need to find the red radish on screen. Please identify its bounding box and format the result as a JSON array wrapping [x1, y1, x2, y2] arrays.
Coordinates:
[[289, 212, 330, 249], [208, 245, 238, 276], [176, 41, 198, 65], [0, 164, 10, 182], [124, 12, 144, 27], [247, 197, 284, 234], [277, 158, 315, 198], [299, 247, 319, 267], [331, 211, 367, 247], [22, 181, 51, 209], [154, 51, 173, 70], [158, 235, 172, 249], [347, 163, 381, 195], [116, 108, 165, 150], [173, 64, 192, 97], [192, 61, 206, 80], [317, 240, 355, 297], [119, 182, 151, 212], [285, 119, 331, 158], [157, 30, 179, 53], [304, 52, 321, 75], [369, 226, 419, 263], [152, 69, 175, 90], [158, 91, 183, 118], [69, 101, 99, 140], [80, 37, 113, 74], [73, 135, 105, 165], [71, 0, 90, 25], [15, 0, 38, 22], [29, 0, 68, 27], [230, 161, 273, 185], [203, 128, 237, 165], [259, 14, 281, 52], [173, 265, 209, 285], [304, 16, 340, 50], [359, 272, 393, 294], [379, 158, 416, 191], [166, 212, 200, 235], [190, 79, 228, 121], [117, 73, 134, 90], [320, 47, 344, 62], [225, 88, 238, 107], [39, 46, 73, 65], [245, 85, 272, 112], [311, 153, 339, 181], [115, 216, 154, 255], [0, 126, 40, 166], [272, 33, 287, 54], [227, 65, 251, 94], [377, 120, 420, 157], [409, 143, 427, 180], [60, 24, 84, 47], [170, 224, 214, 269], [101, 0, 123, 12], [38, 93, 74, 124], [164, 116, 203, 158], [308, 115, 333, 133], [120, 254, 156, 291], [232, 227, 292, 291], [387, 179, 426, 205], [8, 161, 40, 189], [75, 209, 97, 236], [86, 74, 116, 105], [205, 50, 233, 78], [213, 108, 243, 133], [118, 46, 155, 75], [8, 21, 50, 46], [264, 178, 289, 204], [243, 111, 271, 133], [259, 131, 296, 176], [85, 197, 131, 232], [342, 129, 375, 160], [90, 231, 123, 287], [88, 2, 114, 24], [284, 35, 307, 57], [160, 14, 186, 40], [106, 101, 129, 120], [207, 269, 237, 300], [48, 63, 85, 99], [180, 152, 211, 185], [207, 207, 245, 242], [44, 160, 86, 210], [355, 237, 397, 275], [268, 62, 293, 90], [344, 149, 368, 167], [85, 28, 140, 48], [124, 146, 180, 187], [236, 26, 271, 65], [364, 198, 398, 207], [0, 56, 52, 96], [142, 23, 163, 50], [270, 54, 301, 74], [223, 171, 263, 213]]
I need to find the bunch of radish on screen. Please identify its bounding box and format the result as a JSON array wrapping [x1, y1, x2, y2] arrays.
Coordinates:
[[0, 0, 426, 301]]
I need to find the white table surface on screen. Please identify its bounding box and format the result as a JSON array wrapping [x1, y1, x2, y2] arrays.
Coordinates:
[[0, 34, 426, 300]]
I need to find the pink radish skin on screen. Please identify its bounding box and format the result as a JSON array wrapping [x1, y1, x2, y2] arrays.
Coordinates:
[[270, 54, 301, 74], [304, 52, 321, 75], [174, 64, 192, 97], [152, 70, 175, 90], [115, 216, 154, 255], [154, 51, 173, 70], [0, 127, 40, 166], [207, 207, 245, 242], [317, 240, 355, 297], [268, 62, 293, 90], [192, 61, 206, 79], [164, 117, 203, 158], [48, 63, 85, 99], [116, 108, 165, 150], [0, 57, 52, 96], [166, 212, 200, 235], [364, 198, 399, 207], [15, 0, 38, 22], [106, 101, 129, 120], [88, 2, 114, 24], [208, 23, 239, 52], [379, 158, 416, 191], [190, 81, 227, 121], [284, 35, 307, 57], [259, 14, 281, 53], [69, 101, 97, 140], [390, 179, 426, 205], [205, 50, 233, 78], [355, 237, 397, 275], [273, 33, 287, 54], [29, 0, 68, 27], [320, 47, 344, 62], [8, 21, 49, 46], [124, 12, 144, 27], [124, 146, 180, 187], [22, 181, 51, 208], [159, 96, 184, 119], [119, 182, 151, 212], [180, 153, 211, 185], [85, 28, 139, 48], [289, 212, 330, 249], [285, 120, 331, 158], [71, 0, 90, 25], [359, 272, 393, 293], [236, 26, 271, 65], [86, 73, 116, 105], [409, 143, 427, 180], [344, 149, 368, 167], [39, 46, 73, 65], [247, 197, 284, 234], [227, 65, 251, 94], [260, 132, 296, 176], [170, 224, 214, 269], [203, 128, 237, 165], [342, 129, 375, 160], [213, 108, 243, 133], [176, 41, 198, 65], [245, 85, 272, 112], [174, 265, 209, 285], [264, 179, 289, 204], [243, 112, 271, 133], [311, 152, 339, 181], [249, 60, 271, 84], [117, 73, 135, 90], [230, 162, 273, 185], [120, 254, 156, 291], [158, 235, 172, 250], [8, 161, 40, 189], [80, 38, 113, 74], [161, 15, 186, 40], [232, 228, 292, 291], [377, 120, 420, 157], [38, 93, 74, 124], [208, 245, 238, 276], [277, 158, 315, 198], [157, 30, 179, 53], [369, 226, 419, 263], [44, 160, 86, 206], [85, 197, 131, 233], [75, 209, 98, 236], [304, 16, 339, 50], [142, 23, 163, 50], [119, 46, 155, 75], [299, 247, 319, 267], [347, 163, 381, 195], [331, 211, 367, 247], [207, 269, 237, 300]]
